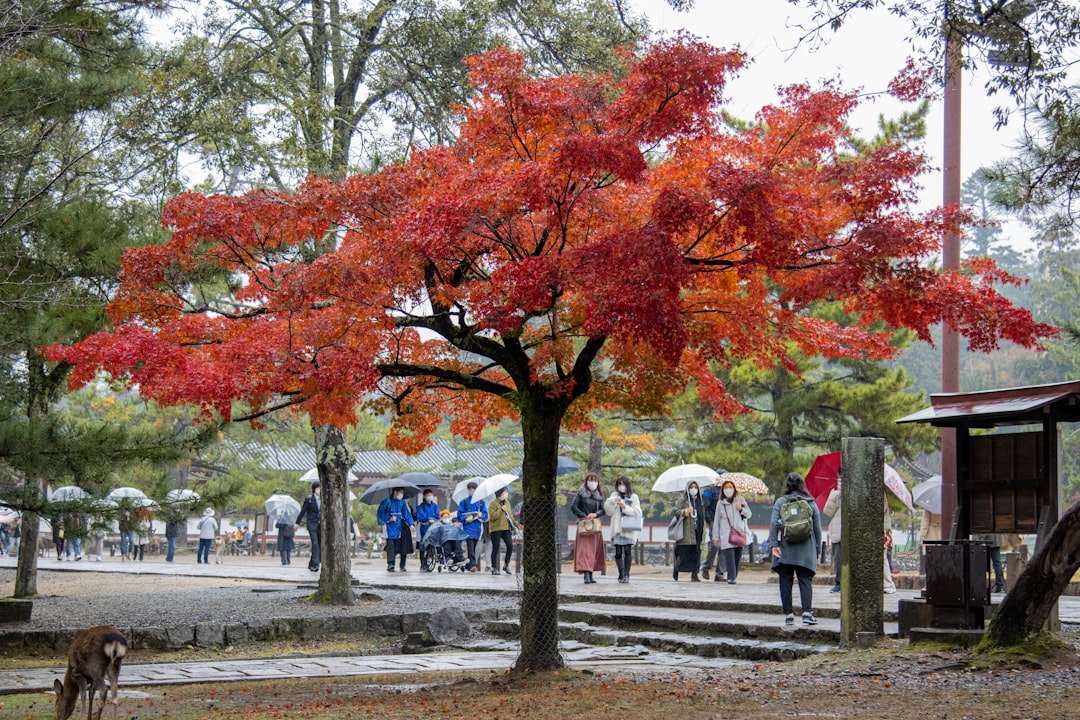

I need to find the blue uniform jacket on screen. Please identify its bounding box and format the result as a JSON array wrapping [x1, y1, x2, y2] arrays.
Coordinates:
[[377, 497, 415, 540], [457, 497, 488, 540], [416, 500, 441, 539]]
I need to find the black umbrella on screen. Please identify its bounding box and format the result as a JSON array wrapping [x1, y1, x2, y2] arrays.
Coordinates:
[[359, 478, 421, 505], [556, 455, 580, 476], [397, 472, 444, 489]]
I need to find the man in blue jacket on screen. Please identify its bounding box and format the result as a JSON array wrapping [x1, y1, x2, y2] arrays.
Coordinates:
[[377, 488, 415, 572], [456, 481, 488, 572], [415, 489, 440, 544]]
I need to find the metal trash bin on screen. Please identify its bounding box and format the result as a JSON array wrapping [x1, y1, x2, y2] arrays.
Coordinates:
[[924, 541, 990, 629]]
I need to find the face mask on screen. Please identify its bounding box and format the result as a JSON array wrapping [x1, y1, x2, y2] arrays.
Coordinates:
[[688, 488, 698, 497], [424, 496, 433, 503], [586, 481, 598, 491], [723, 488, 735, 498], [617, 485, 626, 493], [441, 517, 451, 524]]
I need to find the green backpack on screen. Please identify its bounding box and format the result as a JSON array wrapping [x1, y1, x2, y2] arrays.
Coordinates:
[[780, 497, 814, 543]]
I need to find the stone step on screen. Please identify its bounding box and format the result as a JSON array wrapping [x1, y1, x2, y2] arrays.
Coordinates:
[[558, 601, 847, 643], [482, 618, 831, 662]]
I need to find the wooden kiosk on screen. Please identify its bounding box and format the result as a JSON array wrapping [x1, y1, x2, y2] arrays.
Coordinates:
[[895, 380, 1080, 636]]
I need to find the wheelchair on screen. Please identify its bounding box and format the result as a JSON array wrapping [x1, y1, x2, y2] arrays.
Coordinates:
[[421, 542, 467, 573]]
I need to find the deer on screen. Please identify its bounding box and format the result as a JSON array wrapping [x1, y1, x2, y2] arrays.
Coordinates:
[[53, 625, 128, 720]]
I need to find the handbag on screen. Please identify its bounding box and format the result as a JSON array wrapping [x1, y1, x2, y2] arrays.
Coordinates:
[[577, 517, 602, 535], [620, 512, 643, 532], [725, 504, 748, 546], [728, 526, 749, 547], [667, 514, 684, 542]]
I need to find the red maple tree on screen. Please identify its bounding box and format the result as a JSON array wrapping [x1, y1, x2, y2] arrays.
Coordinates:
[[47, 36, 1054, 670]]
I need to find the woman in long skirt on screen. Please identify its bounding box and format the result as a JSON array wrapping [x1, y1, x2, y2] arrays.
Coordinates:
[[673, 481, 705, 581], [570, 472, 607, 583]]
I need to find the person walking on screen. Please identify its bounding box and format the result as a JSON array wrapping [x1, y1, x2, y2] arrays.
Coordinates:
[[822, 480, 842, 593], [63, 513, 83, 561], [769, 472, 823, 625], [604, 475, 642, 583], [699, 469, 728, 580], [295, 481, 322, 572], [164, 515, 179, 563], [52, 514, 65, 560], [672, 481, 705, 582], [276, 515, 295, 565], [571, 472, 606, 583], [196, 508, 217, 564], [117, 508, 135, 561], [377, 488, 415, 572], [134, 507, 153, 561], [487, 487, 519, 575], [456, 481, 488, 571], [712, 479, 752, 584]]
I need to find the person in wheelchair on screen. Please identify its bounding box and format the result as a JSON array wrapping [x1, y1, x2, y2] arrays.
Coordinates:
[[420, 510, 468, 572]]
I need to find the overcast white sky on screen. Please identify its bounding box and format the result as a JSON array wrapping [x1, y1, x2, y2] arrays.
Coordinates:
[[638, 0, 1030, 247]]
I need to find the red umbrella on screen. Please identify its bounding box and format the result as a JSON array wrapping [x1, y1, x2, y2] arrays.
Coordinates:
[[805, 452, 841, 511]]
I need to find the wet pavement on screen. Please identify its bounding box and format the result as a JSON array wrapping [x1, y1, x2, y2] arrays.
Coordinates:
[[0, 553, 1076, 694]]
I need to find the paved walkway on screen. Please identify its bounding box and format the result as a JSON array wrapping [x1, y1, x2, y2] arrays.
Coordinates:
[[1, 555, 1076, 694]]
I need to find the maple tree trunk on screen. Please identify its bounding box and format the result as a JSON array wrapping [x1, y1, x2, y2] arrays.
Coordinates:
[[309, 423, 355, 605], [979, 502, 1080, 650], [515, 400, 564, 672]]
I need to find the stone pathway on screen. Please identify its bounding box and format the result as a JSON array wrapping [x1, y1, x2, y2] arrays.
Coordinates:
[[0, 645, 738, 694]]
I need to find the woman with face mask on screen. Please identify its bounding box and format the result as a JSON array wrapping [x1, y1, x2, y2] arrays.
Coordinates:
[[487, 487, 521, 575], [570, 471, 607, 583], [711, 480, 753, 584], [672, 481, 705, 581], [603, 475, 642, 583]]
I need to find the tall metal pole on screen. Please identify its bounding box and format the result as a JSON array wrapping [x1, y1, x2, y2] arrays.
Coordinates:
[[941, 23, 962, 535]]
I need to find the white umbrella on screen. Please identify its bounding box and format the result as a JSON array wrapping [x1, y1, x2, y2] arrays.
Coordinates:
[[452, 477, 487, 504], [912, 475, 942, 515], [265, 494, 302, 524], [164, 488, 201, 505], [299, 468, 358, 483], [652, 464, 719, 493], [472, 473, 518, 505], [50, 486, 89, 502], [106, 487, 155, 508]]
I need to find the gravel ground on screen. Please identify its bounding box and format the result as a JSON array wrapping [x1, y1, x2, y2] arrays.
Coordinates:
[[0, 568, 518, 632]]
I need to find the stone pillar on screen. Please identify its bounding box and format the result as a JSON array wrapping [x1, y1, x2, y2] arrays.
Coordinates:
[[840, 437, 885, 646]]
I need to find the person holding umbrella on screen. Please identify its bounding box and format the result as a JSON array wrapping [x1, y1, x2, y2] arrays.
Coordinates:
[[672, 481, 705, 582], [712, 479, 752, 584], [456, 481, 488, 572], [378, 487, 415, 572], [487, 486, 520, 575]]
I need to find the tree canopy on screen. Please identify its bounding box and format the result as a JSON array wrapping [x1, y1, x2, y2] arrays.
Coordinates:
[[49, 35, 1054, 669]]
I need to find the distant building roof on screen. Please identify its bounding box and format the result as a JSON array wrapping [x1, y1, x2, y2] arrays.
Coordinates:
[[226, 438, 513, 481]]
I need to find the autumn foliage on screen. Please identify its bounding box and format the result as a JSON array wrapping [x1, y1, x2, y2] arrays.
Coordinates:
[[48, 35, 1052, 447]]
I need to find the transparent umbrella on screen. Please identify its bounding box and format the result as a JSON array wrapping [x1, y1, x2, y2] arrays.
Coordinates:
[[265, 494, 301, 524], [164, 488, 201, 506], [651, 464, 719, 493], [50, 486, 90, 502], [472, 473, 518, 505], [452, 477, 487, 504]]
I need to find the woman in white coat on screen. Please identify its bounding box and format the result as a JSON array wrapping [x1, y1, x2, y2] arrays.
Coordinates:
[[711, 479, 752, 584], [604, 475, 643, 584]]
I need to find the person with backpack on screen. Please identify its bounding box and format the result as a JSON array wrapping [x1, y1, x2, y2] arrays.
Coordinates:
[[768, 471, 822, 626]]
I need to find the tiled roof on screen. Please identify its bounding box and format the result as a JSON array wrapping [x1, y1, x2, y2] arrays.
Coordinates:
[[224, 438, 514, 480]]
